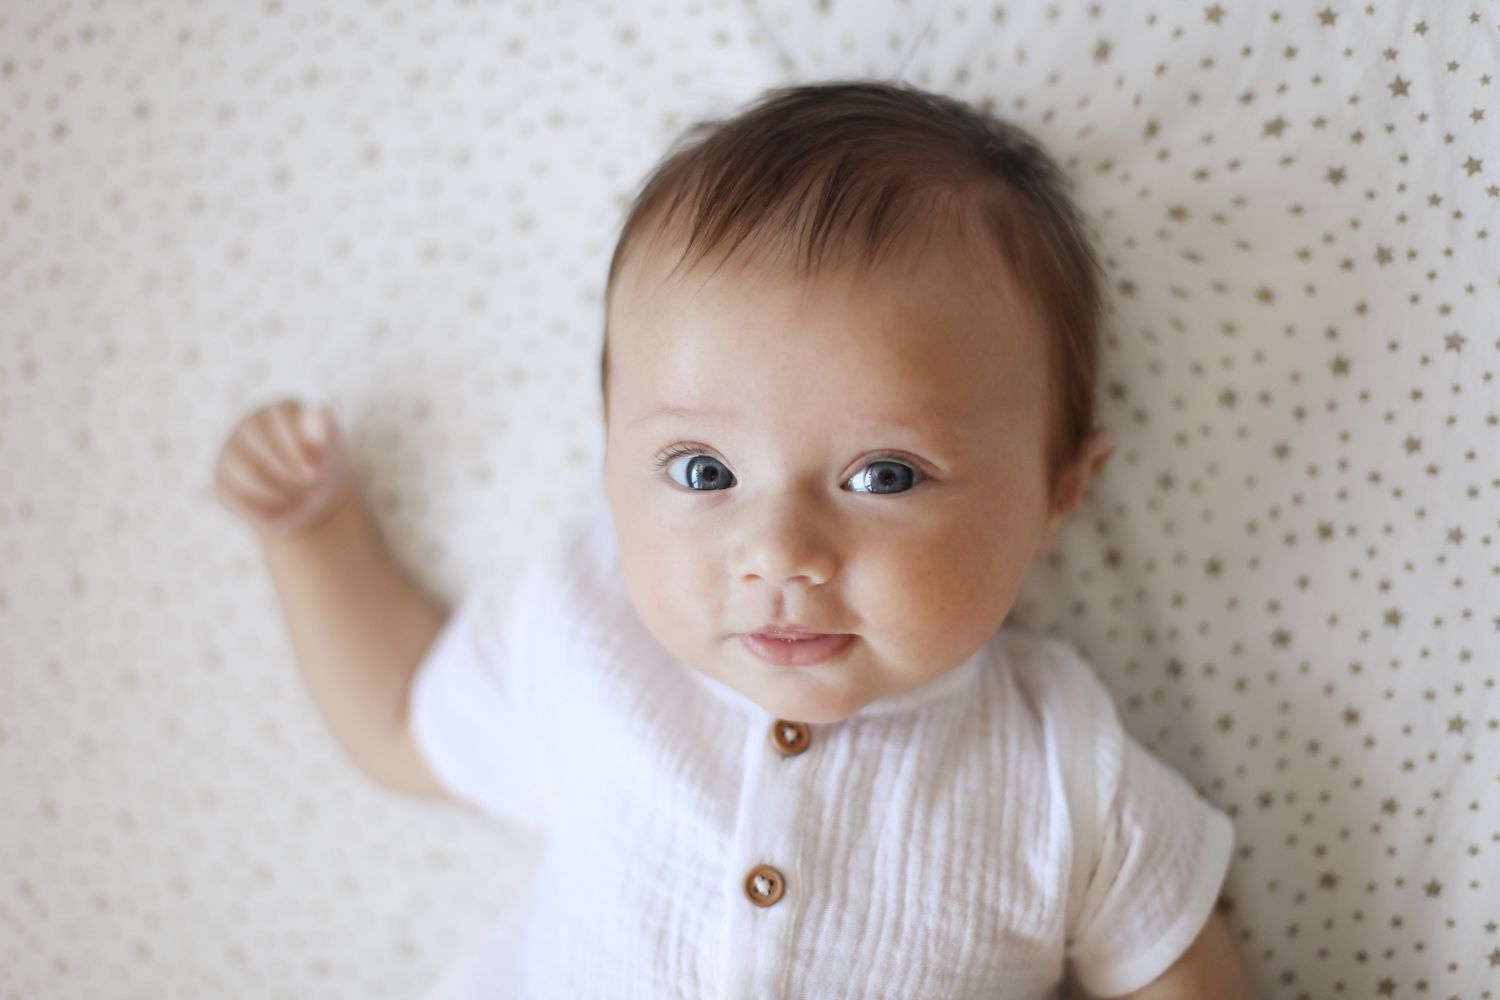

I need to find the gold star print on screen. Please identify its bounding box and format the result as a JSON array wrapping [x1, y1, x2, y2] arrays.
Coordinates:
[[20, 5, 1500, 997]]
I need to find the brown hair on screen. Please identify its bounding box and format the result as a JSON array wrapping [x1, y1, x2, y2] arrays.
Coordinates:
[[602, 79, 1107, 490]]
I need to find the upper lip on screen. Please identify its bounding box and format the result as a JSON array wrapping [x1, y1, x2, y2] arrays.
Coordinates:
[[748, 624, 845, 638]]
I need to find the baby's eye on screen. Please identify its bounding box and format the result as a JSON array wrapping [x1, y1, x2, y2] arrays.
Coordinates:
[[846, 460, 922, 495], [664, 452, 737, 491]]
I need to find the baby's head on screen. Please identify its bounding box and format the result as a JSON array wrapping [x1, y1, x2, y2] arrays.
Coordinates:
[[599, 80, 1115, 723]]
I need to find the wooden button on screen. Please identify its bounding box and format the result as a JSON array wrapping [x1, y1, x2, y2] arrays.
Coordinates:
[[743, 865, 785, 907], [769, 719, 810, 756]]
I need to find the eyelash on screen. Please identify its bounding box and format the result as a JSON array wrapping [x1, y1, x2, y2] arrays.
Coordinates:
[[651, 444, 930, 489], [652, 443, 715, 472]]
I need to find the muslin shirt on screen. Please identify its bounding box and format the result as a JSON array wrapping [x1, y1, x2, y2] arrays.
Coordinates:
[[409, 495, 1234, 999]]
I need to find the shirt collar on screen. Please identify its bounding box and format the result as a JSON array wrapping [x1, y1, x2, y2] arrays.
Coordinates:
[[847, 644, 988, 719]]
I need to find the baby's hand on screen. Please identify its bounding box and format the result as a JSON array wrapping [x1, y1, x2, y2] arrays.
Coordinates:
[[213, 399, 358, 545]]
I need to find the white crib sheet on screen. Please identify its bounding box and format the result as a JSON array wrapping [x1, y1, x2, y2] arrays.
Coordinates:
[[1, 2, 1496, 998]]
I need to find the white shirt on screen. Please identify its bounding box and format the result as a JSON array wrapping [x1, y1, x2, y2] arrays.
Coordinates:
[[409, 495, 1234, 999]]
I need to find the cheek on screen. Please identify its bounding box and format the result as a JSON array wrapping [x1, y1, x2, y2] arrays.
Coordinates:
[[610, 493, 718, 632], [860, 501, 1033, 645]]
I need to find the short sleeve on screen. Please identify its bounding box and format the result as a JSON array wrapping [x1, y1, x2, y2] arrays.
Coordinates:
[[406, 558, 554, 831], [1064, 727, 1235, 997]]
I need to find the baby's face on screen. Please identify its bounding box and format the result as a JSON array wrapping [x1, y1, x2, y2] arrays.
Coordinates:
[[603, 235, 1101, 724]]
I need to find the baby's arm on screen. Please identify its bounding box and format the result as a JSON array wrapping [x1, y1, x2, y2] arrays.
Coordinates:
[[214, 399, 453, 800], [1090, 913, 1257, 1000]]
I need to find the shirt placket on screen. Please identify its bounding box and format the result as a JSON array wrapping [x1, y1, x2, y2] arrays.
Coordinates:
[[713, 714, 817, 998]]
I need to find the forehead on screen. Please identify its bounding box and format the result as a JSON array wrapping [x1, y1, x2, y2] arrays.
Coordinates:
[[606, 222, 1049, 411]]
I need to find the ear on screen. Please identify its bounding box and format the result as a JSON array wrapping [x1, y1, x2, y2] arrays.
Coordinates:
[[1036, 428, 1116, 557]]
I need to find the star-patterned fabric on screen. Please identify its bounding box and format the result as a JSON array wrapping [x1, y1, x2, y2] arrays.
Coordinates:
[[1, 3, 1495, 999]]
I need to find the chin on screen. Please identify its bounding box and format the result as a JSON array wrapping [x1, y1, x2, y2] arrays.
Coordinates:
[[788, 703, 861, 725], [755, 684, 865, 725]]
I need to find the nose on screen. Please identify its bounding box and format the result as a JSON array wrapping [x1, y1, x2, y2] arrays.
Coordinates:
[[731, 496, 840, 588]]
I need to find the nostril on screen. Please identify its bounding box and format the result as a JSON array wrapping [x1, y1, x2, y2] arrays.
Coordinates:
[[731, 528, 839, 588]]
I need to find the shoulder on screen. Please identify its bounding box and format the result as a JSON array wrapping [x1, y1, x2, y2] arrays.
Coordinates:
[[992, 625, 1124, 742], [434, 495, 620, 696], [491, 494, 658, 690], [492, 493, 619, 620], [986, 624, 1131, 829]]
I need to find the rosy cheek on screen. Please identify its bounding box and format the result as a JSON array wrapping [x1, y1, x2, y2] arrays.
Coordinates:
[[848, 543, 945, 642], [896, 526, 994, 609], [650, 522, 713, 605]]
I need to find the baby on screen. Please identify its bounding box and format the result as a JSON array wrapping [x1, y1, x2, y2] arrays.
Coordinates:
[[214, 80, 1257, 999]]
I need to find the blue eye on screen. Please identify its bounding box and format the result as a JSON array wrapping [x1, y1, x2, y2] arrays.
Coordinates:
[[664, 452, 736, 491], [846, 460, 920, 495]]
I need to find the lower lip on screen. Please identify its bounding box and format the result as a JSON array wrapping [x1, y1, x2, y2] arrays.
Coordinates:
[[739, 632, 854, 667]]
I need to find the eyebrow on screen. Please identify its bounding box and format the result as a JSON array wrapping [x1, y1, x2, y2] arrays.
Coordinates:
[[629, 404, 963, 449], [630, 404, 732, 429]]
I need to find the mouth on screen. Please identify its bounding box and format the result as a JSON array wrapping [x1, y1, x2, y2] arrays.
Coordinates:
[[739, 629, 855, 667]]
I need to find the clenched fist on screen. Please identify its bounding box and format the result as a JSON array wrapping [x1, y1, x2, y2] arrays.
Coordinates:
[[213, 399, 359, 545]]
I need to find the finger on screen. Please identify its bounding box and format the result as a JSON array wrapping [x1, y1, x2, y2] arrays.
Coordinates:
[[298, 405, 331, 451], [239, 416, 303, 493], [217, 452, 285, 512], [214, 479, 275, 526], [268, 403, 318, 483]]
